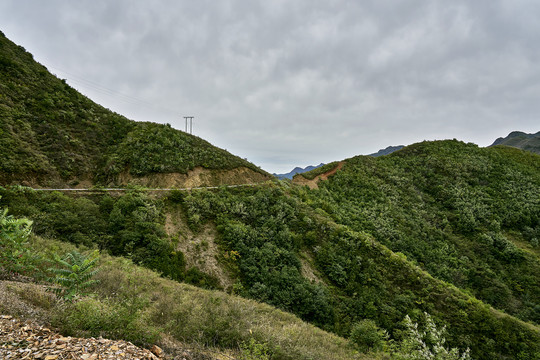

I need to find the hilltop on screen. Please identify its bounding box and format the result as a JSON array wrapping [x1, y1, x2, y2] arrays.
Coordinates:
[[0, 31, 269, 188]]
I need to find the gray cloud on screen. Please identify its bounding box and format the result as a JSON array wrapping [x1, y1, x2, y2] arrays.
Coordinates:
[[1, 0, 539, 172]]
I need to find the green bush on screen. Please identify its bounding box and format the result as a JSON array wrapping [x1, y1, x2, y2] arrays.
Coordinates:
[[349, 319, 387, 353], [0, 203, 36, 277], [240, 338, 271, 360], [58, 296, 159, 346]]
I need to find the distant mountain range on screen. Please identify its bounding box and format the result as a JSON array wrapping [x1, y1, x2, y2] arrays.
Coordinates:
[[489, 131, 540, 154], [368, 145, 405, 157], [273, 163, 325, 180], [275, 146, 406, 179]]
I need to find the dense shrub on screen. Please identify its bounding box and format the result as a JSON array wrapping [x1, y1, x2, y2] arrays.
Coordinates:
[[0, 202, 35, 277], [349, 319, 387, 353]]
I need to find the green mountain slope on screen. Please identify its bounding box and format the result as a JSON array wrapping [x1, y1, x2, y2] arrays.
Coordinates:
[[291, 140, 540, 358], [490, 131, 540, 155], [303, 141, 540, 322], [0, 31, 268, 187]]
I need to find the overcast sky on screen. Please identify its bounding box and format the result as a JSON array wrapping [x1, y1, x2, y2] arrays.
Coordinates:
[[1, 1, 539, 173]]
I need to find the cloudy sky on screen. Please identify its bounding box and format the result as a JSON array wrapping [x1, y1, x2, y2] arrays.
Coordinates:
[[1, 1, 539, 173]]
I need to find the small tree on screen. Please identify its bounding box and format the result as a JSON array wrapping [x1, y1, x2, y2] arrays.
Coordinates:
[[48, 250, 100, 300], [391, 313, 471, 360]]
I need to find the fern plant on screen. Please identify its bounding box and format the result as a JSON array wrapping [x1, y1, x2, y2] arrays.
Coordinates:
[[48, 250, 100, 300]]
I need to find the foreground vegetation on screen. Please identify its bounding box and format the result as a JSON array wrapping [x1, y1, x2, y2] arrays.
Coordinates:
[[1, 204, 484, 359], [0, 206, 367, 360]]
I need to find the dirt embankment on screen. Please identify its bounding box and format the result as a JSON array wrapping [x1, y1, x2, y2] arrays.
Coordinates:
[[2, 167, 271, 189], [115, 166, 270, 188], [164, 205, 234, 291], [292, 162, 345, 189]]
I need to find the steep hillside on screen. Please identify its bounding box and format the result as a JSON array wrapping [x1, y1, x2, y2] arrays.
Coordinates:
[[0, 233, 365, 360], [0, 31, 269, 187], [490, 131, 540, 154], [304, 141, 540, 323], [291, 140, 540, 358]]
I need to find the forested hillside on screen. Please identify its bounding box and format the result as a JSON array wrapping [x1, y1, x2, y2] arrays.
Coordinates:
[[0, 31, 268, 187], [303, 140, 540, 324]]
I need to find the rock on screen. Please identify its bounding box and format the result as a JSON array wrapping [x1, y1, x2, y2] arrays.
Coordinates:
[[151, 344, 164, 357], [0, 314, 167, 359]]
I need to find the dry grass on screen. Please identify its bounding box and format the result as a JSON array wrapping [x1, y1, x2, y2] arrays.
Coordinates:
[[0, 281, 56, 323], [93, 255, 371, 360], [7, 235, 380, 360]]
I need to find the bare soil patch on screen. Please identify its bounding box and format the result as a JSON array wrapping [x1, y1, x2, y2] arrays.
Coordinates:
[[292, 162, 345, 189]]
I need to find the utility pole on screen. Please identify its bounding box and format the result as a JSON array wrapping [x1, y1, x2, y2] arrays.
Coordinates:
[[183, 116, 194, 134]]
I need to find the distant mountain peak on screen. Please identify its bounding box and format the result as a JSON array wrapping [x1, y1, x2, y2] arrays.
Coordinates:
[[368, 145, 405, 157], [274, 163, 325, 180], [489, 131, 540, 154]]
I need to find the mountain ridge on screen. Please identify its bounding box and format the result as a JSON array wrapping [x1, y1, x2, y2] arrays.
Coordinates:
[[489, 130, 540, 154], [368, 145, 405, 157], [273, 163, 325, 180]]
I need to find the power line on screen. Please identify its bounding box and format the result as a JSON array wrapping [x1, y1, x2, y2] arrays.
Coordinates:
[[47, 65, 179, 116]]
